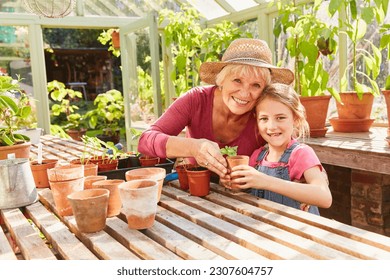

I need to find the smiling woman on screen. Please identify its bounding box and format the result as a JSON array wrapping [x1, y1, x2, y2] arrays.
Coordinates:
[[138, 38, 294, 180]]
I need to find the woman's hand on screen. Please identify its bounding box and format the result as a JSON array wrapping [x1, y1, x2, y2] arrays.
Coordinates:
[[192, 139, 228, 177], [219, 173, 231, 188]]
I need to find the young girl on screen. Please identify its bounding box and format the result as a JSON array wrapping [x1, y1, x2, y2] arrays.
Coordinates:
[[226, 83, 332, 215]]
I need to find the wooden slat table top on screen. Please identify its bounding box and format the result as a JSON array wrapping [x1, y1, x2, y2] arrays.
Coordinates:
[[2, 181, 390, 260], [0, 225, 17, 260], [24, 202, 98, 260], [1, 207, 57, 260], [305, 126, 390, 174], [2, 135, 390, 260]]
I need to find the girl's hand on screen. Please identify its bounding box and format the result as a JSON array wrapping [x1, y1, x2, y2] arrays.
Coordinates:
[[300, 203, 311, 212], [192, 139, 228, 177], [230, 165, 264, 189]]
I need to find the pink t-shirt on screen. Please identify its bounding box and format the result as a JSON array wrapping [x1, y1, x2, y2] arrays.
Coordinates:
[[249, 139, 322, 181], [138, 85, 264, 158]]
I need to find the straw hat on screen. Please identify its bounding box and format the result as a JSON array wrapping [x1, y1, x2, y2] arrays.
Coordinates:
[[199, 38, 294, 85]]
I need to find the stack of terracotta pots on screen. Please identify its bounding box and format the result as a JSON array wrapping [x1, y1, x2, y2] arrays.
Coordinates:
[[48, 164, 85, 216]]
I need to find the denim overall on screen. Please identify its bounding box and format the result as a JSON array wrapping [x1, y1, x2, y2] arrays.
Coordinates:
[[250, 142, 320, 215]]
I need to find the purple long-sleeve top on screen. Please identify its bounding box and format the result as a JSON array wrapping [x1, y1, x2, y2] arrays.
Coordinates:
[[138, 85, 264, 159]]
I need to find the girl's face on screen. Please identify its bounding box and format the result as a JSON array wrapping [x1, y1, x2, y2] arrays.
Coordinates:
[[256, 97, 295, 150], [221, 72, 266, 115]]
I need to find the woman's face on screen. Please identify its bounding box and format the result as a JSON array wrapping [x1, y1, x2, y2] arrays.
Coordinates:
[[221, 71, 266, 115]]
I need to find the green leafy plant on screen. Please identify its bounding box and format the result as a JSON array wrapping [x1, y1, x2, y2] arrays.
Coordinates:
[[328, 0, 387, 99], [0, 75, 31, 146], [81, 135, 119, 164], [220, 146, 238, 157], [85, 89, 124, 138], [273, 0, 340, 101], [47, 80, 88, 133], [159, 4, 251, 96]]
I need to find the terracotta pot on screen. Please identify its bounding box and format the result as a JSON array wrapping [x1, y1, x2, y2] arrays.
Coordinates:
[[329, 118, 374, 132], [67, 188, 109, 233], [187, 167, 211, 197], [111, 31, 120, 48], [88, 156, 104, 166], [70, 161, 98, 177], [300, 95, 331, 137], [336, 92, 374, 119], [139, 156, 160, 167], [47, 164, 84, 182], [91, 179, 124, 217], [226, 155, 249, 190], [66, 128, 87, 142], [30, 159, 58, 188], [98, 159, 118, 172], [332, 92, 375, 132], [84, 175, 107, 189], [0, 142, 31, 160], [175, 164, 197, 190], [83, 163, 98, 176], [125, 167, 166, 201], [118, 179, 159, 230], [49, 177, 84, 216]]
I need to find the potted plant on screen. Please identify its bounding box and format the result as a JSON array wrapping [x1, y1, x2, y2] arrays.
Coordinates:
[[48, 80, 88, 141], [30, 158, 59, 188], [327, 0, 386, 132], [97, 28, 120, 57], [0, 74, 32, 159], [139, 155, 160, 167], [273, 0, 339, 137], [85, 89, 124, 144], [80, 135, 119, 172], [220, 146, 249, 168], [220, 145, 249, 190]]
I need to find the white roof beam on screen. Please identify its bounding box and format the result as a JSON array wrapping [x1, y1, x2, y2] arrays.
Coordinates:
[[0, 13, 140, 28]]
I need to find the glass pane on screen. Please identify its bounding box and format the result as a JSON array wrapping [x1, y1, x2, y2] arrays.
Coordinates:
[[0, 25, 38, 128], [225, 0, 258, 11], [43, 28, 122, 96], [130, 29, 158, 126], [182, 0, 228, 20]]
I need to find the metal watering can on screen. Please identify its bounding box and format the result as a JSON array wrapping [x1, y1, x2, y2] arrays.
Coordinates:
[[0, 158, 38, 209]]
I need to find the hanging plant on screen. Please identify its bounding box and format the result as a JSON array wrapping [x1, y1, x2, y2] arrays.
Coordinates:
[[97, 29, 120, 57]]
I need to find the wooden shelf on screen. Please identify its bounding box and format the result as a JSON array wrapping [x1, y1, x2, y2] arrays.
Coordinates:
[[305, 126, 390, 174]]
